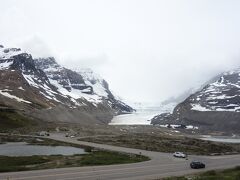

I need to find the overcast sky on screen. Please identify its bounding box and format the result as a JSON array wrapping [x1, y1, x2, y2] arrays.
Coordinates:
[[1, 0, 240, 103]]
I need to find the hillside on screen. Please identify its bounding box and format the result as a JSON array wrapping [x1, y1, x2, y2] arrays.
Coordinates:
[[151, 68, 240, 134], [0, 45, 133, 129]]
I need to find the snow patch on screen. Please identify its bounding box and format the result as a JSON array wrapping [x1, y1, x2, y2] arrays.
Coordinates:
[[78, 68, 108, 97], [18, 87, 25, 91], [0, 90, 31, 104], [191, 104, 211, 111], [159, 124, 198, 130], [0, 47, 24, 60], [0, 60, 13, 69], [49, 79, 102, 103]]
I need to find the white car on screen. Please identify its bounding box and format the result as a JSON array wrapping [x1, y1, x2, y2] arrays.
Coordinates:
[[173, 152, 187, 158]]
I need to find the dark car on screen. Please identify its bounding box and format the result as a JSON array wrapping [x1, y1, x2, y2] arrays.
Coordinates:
[[190, 161, 205, 169]]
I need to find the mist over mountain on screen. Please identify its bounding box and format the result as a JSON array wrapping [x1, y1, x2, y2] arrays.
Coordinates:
[[1, 0, 240, 103]]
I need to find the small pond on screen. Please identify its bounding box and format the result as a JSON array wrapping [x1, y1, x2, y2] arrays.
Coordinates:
[[0, 142, 86, 156]]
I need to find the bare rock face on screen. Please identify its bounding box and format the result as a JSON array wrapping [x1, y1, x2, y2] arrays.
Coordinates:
[[0, 45, 134, 126], [151, 68, 240, 134]]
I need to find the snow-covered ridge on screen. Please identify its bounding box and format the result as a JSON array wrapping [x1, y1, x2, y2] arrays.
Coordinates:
[[0, 45, 33, 71], [34, 58, 109, 104], [34, 58, 133, 112], [77, 68, 108, 97], [0, 46, 24, 60], [0, 45, 133, 114], [0, 46, 23, 69], [151, 67, 240, 133], [0, 46, 109, 106], [190, 68, 240, 112]]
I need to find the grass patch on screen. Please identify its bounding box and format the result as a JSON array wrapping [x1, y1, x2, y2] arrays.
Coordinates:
[[0, 109, 57, 134], [79, 134, 240, 155], [162, 166, 240, 180], [0, 110, 36, 130], [79, 151, 149, 166], [0, 156, 50, 172], [0, 151, 149, 172]]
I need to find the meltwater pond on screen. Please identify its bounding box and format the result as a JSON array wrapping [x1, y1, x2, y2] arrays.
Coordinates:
[[0, 142, 86, 156]]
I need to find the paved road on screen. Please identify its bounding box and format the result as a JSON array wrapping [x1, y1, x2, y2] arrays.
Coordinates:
[[0, 133, 240, 180]]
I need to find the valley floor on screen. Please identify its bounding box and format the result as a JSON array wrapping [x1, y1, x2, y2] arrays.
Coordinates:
[[79, 132, 240, 155], [1, 122, 240, 179], [0, 134, 148, 173], [1, 134, 240, 180]]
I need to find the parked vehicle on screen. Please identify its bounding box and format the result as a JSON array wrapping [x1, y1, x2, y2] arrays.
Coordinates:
[[37, 131, 49, 136], [173, 152, 187, 158], [190, 161, 206, 169]]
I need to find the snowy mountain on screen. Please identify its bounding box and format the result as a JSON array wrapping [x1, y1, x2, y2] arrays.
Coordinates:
[[0, 45, 133, 126], [189, 69, 240, 112], [151, 68, 240, 133], [34, 57, 133, 112]]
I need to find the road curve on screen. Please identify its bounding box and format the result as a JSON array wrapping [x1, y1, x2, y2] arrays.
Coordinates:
[[0, 133, 240, 180]]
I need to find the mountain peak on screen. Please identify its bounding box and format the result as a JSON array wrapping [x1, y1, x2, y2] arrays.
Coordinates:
[[0, 46, 24, 60], [0, 46, 34, 71], [0, 44, 134, 125], [34, 57, 60, 70], [151, 66, 240, 133]]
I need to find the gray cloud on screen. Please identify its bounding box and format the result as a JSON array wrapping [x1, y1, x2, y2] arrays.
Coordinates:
[[1, 0, 240, 103], [17, 35, 53, 58]]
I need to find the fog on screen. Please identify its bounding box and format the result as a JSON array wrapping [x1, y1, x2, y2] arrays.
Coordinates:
[[1, 0, 240, 103]]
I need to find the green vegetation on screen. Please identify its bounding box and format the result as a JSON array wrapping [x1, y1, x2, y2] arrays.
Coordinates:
[[0, 110, 36, 131], [79, 151, 149, 165], [0, 156, 49, 172], [163, 166, 240, 180], [0, 151, 149, 172], [0, 109, 57, 134], [80, 134, 240, 155]]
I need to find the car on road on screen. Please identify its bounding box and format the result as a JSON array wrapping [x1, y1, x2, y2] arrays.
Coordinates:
[[190, 161, 206, 169], [173, 152, 187, 158]]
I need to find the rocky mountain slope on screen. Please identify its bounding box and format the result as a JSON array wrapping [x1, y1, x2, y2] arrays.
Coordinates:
[[151, 68, 240, 133], [0, 45, 133, 127]]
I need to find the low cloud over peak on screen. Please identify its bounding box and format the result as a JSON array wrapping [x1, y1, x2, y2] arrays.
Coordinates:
[[1, 0, 240, 103]]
